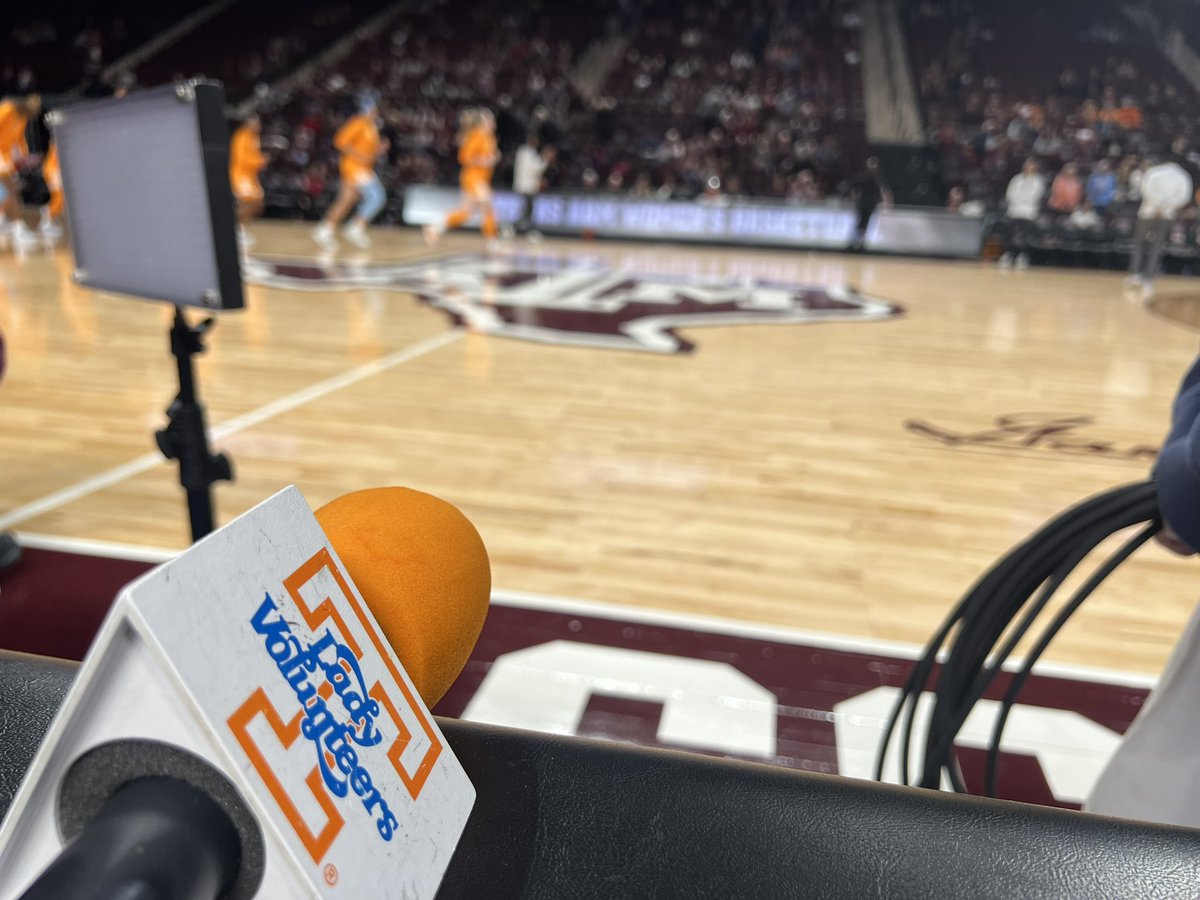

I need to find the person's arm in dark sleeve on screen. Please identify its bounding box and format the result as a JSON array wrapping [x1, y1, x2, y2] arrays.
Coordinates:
[[1154, 353, 1200, 552]]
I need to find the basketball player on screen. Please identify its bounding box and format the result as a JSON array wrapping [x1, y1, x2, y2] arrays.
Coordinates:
[[313, 96, 389, 251], [229, 114, 267, 247], [0, 94, 41, 249], [423, 108, 500, 247], [37, 141, 63, 243], [1086, 354, 1200, 827]]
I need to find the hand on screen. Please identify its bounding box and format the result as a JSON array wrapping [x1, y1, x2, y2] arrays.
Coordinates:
[[1156, 522, 1196, 556], [379, 138, 391, 155]]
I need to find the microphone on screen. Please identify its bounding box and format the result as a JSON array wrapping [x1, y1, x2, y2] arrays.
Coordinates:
[[314, 486, 491, 707], [0, 485, 488, 900]]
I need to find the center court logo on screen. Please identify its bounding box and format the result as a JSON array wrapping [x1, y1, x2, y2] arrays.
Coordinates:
[[227, 548, 442, 864], [244, 253, 902, 354]]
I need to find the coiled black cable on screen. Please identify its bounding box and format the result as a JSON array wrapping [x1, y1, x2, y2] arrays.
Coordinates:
[[874, 480, 1160, 794]]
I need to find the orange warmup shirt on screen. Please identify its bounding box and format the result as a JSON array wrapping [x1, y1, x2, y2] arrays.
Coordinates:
[[0, 101, 29, 176], [229, 124, 266, 199], [458, 126, 497, 195], [335, 114, 381, 185], [42, 142, 63, 217]]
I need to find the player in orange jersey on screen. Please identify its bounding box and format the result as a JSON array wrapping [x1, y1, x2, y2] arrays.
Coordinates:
[[0, 94, 41, 249], [314, 96, 389, 250], [423, 108, 500, 247], [37, 140, 63, 243], [229, 113, 267, 248]]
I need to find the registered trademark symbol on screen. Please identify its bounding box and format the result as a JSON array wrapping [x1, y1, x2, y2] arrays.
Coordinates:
[[324, 864, 338, 886]]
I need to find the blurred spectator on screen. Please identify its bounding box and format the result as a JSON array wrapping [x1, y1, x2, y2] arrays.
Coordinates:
[[698, 175, 728, 206], [947, 184, 986, 216], [1068, 201, 1103, 230], [630, 171, 653, 197], [1005, 158, 1046, 220], [959, 197, 987, 216], [850, 157, 892, 249], [1048, 162, 1083, 215], [1128, 155, 1194, 294], [789, 169, 822, 203], [512, 133, 552, 236], [1002, 158, 1046, 268], [1086, 159, 1117, 209]]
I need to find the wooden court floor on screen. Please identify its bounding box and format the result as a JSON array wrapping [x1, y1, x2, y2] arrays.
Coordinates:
[[2, 221, 1200, 675]]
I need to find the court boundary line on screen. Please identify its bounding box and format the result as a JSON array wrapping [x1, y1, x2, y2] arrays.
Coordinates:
[[10, 533, 1158, 690], [11, 533, 178, 564], [0, 328, 464, 531]]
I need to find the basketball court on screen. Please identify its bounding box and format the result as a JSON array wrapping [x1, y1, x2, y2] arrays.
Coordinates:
[[2, 223, 1198, 806]]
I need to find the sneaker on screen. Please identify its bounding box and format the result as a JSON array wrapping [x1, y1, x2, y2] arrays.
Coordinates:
[[12, 222, 39, 250], [1016, 252, 1030, 270], [343, 223, 371, 249], [526, 229, 543, 244], [422, 224, 441, 247], [1125, 274, 1144, 287], [312, 223, 337, 250], [998, 252, 1012, 270], [240, 257, 270, 281], [1141, 281, 1155, 300]]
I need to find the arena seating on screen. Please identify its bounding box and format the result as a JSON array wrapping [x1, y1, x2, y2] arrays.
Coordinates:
[[256, 0, 619, 220], [4, 0, 203, 94], [133, 0, 394, 103], [901, 0, 1200, 266], [255, 0, 869, 214], [13, 0, 1200, 259], [596, 0, 866, 199], [904, 0, 1199, 203]]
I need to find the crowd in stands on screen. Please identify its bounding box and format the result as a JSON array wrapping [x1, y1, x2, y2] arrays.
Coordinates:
[[905, 0, 1200, 206], [900, 0, 1200, 269], [986, 146, 1200, 272], [579, 0, 866, 200], [254, 0, 869, 216], [5, 0, 203, 95], [5, 0, 395, 103], [134, 0, 392, 104], [255, 0, 607, 221], [10, 0, 1200, 271]]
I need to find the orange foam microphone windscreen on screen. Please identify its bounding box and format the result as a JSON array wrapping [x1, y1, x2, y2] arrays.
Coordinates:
[[315, 487, 491, 707]]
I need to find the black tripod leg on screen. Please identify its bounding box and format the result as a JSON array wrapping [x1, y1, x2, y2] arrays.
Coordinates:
[[156, 308, 233, 542]]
